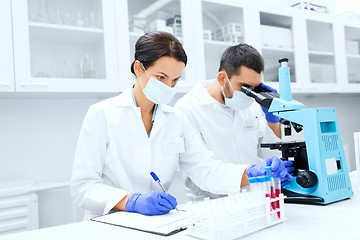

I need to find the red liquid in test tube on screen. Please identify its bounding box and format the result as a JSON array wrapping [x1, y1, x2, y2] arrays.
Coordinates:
[[273, 177, 281, 218], [265, 167, 277, 212], [270, 185, 277, 211]]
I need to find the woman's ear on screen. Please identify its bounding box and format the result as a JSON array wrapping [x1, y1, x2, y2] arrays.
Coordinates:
[[133, 60, 143, 76]]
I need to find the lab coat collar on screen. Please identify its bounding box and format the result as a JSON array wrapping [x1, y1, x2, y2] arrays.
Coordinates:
[[193, 82, 234, 114], [194, 82, 218, 105], [148, 101, 176, 139], [114, 88, 175, 140], [157, 103, 175, 113], [115, 89, 137, 108]]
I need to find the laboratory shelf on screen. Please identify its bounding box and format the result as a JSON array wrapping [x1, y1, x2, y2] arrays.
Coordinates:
[[204, 40, 236, 46], [308, 53, 335, 64], [346, 56, 360, 83], [308, 50, 335, 56], [129, 31, 183, 41], [19, 77, 109, 92], [0, 82, 10, 87], [29, 77, 107, 81], [262, 46, 294, 53], [0, 91, 118, 99], [28, 22, 103, 32], [260, 11, 292, 29], [346, 54, 360, 59], [202, 0, 244, 20], [29, 22, 103, 45]]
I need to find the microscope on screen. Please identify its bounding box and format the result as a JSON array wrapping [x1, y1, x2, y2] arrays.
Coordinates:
[[241, 58, 353, 204]]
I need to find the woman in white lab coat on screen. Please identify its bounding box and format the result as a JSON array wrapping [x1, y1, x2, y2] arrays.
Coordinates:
[[70, 32, 288, 220]]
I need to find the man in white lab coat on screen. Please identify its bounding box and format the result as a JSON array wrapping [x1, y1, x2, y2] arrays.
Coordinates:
[[175, 44, 287, 200]]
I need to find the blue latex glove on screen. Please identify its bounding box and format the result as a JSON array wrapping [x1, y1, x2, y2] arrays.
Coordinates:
[[125, 190, 177, 215], [259, 83, 280, 123], [281, 161, 295, 187], [247, 156, 294, 183]]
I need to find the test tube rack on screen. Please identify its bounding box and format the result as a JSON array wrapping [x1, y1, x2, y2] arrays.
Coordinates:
[[186, 191, 286, 240]]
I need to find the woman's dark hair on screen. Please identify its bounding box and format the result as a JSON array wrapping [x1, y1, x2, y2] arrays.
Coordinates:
[[218, 43, 264, 78], [131, 31, 187, 75]]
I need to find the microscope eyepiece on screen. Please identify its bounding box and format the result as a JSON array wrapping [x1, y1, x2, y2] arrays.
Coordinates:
[[240, 85, 250, 95], [278, 58, 289, 67], [241, 84, 278, 109], [278, 58, 289, 63]]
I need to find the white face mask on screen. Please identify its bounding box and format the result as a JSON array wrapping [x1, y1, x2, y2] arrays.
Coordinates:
[[139, 63, 177, 104], [222, 72, 254, 110]]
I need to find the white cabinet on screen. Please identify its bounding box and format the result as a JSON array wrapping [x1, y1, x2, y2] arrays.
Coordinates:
[[342, 19, 360, 91], [196, 1, 360, 93], [123, 0, 201, 92], [2, 0, 360, 95], [307, 18, 336, 85], [113, 1, 360, 94], [241, 5, 308, 92], [199, 0, 245, 80], [0, 0, 15, 92], [11, 0, 119, 92], [258, 9, 297, 84], [344, 26, 360, 83]]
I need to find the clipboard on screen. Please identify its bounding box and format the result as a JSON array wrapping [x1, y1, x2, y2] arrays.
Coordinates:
[[91, 210, 187, 236]]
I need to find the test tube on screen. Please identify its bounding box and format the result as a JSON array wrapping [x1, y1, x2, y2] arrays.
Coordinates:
[[265, 167, 274, 196], [248, 177, 258, 192], [264, 175, 271, 198], [273, 175, 281, 218], [265, 166, 277, 212], [265, 167, 272, 194], [257, 176, 266, 193]]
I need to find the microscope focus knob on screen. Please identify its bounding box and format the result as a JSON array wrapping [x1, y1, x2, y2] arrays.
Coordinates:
[[296, 171, 317, 188]]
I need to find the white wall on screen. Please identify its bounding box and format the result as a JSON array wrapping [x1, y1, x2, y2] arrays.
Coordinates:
[[0, 97, 100, 228], [1, 92, 359, 229]]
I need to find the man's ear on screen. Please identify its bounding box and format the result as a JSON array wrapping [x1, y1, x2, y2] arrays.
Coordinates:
[[217, 71, 226, 86]]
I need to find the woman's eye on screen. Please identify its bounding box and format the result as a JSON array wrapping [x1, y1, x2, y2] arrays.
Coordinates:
[[172, 78, 179, 82], [157, 75, 165, 80]]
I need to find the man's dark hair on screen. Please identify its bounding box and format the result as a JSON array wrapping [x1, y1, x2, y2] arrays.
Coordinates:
[[131, 31, 187, 75], [218, 43, 264, 78]]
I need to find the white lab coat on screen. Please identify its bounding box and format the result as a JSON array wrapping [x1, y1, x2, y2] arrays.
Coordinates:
[[70, 88, 247, 220], [175, 82, 281, 200]]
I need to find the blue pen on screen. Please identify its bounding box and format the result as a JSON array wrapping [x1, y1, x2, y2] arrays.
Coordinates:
[[150, 171, 179, 212]]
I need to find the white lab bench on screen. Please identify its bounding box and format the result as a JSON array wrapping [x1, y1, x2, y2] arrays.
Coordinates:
[[1, 173, 359, 240]]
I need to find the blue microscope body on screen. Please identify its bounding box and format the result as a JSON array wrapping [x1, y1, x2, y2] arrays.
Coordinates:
[[243, 59, 353, 204]]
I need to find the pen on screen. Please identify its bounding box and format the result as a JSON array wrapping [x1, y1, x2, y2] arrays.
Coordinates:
[[150, 171, 179, 212]]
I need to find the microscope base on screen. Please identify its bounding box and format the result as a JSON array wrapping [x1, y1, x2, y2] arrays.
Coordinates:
[[281, 189, 324, 204]]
